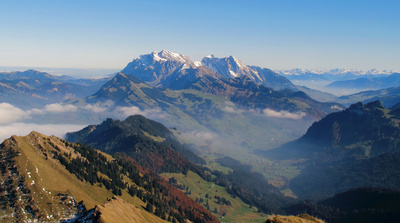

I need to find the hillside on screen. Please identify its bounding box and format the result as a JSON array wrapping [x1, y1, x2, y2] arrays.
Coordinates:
[[336, 86, 400, 107], [0, 131, 218, 222], [66, 115, 205, 173], [266, 214, 324, 223], [260, 100, 400, 200], [286, 187, 400, 223], [66, 116, 301, 217]]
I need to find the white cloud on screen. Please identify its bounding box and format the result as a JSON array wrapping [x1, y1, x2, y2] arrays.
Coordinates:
[[182, 131, 219, 145], [222, 106, 244, 115], [114, 106, 144, 117], [83, 100, 114, 113], [0, 103, 30, 124], [43, 103, 78, 113], [0, 122, 86, 142], [330, 105, 343, 110], [262, 108, 306, 120], [114, 106, 167, 120], [224, 101, 236, 107]]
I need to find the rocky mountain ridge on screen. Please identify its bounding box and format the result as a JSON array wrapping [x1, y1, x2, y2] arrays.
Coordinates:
[[121, 50, 296, 91]]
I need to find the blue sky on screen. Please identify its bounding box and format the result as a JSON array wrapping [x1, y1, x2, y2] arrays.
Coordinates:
[[1, 0, 399, 72]]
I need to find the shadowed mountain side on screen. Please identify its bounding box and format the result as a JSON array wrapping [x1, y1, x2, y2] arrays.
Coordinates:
[[260, 100, 400, 161], [336, 85, 400, 108], [294, 85, 338, 102], [66, 115, 206, 174], [326, 73, 400, 90], [189, 75, 344, 118], [289, 152, 400, 200], [84, 72, 176, 109], [258, 101, 400, 200], [285, 187, 400, 223], [249, 66, 297, 90]]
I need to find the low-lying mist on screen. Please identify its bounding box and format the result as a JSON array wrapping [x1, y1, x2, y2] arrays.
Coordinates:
[[0, 100, 316, 171]]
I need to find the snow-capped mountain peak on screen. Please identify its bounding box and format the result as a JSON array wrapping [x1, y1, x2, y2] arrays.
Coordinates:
[[135, 50, 191, 65], [201, 55, 261, 80], [156, 50, 188, 63]]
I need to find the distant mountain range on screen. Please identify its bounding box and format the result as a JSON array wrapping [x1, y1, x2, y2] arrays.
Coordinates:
[[326, 73, 400, 90], [278, 68, 397, 82], [0, 69, 110, 108], [336, 85, 400, 107]]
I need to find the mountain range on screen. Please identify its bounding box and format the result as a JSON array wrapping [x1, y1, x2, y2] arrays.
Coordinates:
[[326, 73, 400, 90], [0, 69, 110, 108], [278, 68, 398, 82], [335, 85, 400, 107], [66, 51, 344, 158], [5, 49, 400, 222], [121, 50, 297, 91]]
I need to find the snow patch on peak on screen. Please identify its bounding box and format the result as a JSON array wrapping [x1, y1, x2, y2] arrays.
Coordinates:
[[151, 51, 167, 62], [229, 56, 246, 70], [194, 61, 202, 67], [205, 55, 214, 58], [229, 70, 238, 77], [181, 64, 190, 70], [158, 50, 187, 63]]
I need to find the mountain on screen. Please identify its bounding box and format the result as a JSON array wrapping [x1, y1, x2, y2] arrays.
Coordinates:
[[286, 187, 400, 223], [66, 115, 304, 217], [201, 55, 261, 80], [297, 100, 400, 157], [121, 50, 196, 84], [295, 85, 338, 102], [201, 55, 296, 90], [0, 69, 63, 80], [326, 73, 400, 90], [278, 68, 397, 82], [68, 69, 345, 152], [0, 131, 218, 222], [66, 115, 205, 173], [267, 100, 400, 159], [260, 100, 400, 199], [0, 70, 110, 108], [122, 50, 297, 91], [121, 50, 222, 90], [277, 69, 330, 81], [83, 72, 168, 109], [336, 86, 400, 107]]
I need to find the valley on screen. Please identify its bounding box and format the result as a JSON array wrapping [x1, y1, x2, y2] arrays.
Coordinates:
[[1, 50, 400, 223]]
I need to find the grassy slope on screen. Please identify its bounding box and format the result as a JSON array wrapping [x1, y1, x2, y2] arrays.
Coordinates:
[[161, 171, 269, 223], [266, 214, 324, 223], [95, 196, 167, 223], [3, 132, 167, 222]]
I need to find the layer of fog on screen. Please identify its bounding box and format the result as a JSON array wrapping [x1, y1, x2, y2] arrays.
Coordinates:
[[0, 100, 314, 162], [0, 101, 170, 141], [292, 80, 363, 96]]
